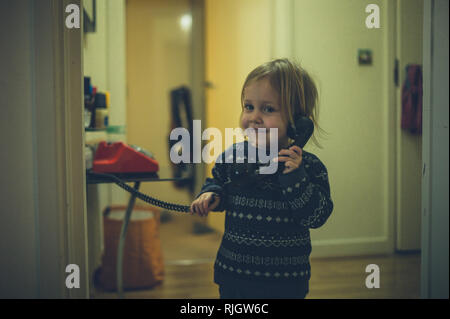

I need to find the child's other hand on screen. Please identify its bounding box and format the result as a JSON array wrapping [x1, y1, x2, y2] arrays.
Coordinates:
[[276, 145, 303, 174], [190, 192, 220, 217]]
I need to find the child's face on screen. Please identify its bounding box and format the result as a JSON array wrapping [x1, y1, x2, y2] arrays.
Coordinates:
[[241, 77, 289, 150]]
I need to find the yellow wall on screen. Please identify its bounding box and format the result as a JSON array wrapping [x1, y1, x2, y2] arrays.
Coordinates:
[[205, 0, 273, 231]]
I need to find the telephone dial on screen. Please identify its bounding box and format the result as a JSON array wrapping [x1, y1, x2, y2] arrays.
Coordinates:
[[91, 116, 314, 213]]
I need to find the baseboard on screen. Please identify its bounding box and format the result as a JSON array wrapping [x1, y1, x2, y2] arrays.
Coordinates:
[[310, 236, 393, 258]]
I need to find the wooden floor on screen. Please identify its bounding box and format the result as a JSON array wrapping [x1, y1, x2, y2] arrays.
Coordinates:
[[91, 248, 420, 299], [92, 253, 421, 299], [91, 214, 421, 299]]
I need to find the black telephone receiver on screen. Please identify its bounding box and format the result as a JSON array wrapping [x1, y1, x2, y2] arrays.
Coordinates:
[[274, 115, 314, 173], [224, 116, 314, 184], [286, 116, 314, 149]]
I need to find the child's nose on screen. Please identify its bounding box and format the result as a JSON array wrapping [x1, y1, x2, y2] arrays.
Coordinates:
[[249, 109, 263, 123]]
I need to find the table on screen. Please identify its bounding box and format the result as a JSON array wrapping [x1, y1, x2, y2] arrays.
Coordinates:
[[86, 168, 193, 298]]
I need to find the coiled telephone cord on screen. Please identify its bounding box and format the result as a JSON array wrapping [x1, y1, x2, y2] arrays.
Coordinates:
[[93, 172, 192, 213]]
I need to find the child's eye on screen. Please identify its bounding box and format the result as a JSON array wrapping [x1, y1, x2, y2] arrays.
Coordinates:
[[263, 106, 275, 113], [244, 104, 253, 111]]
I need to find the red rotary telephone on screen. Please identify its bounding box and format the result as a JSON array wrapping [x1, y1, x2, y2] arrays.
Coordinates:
[[92, 141, 159, 173]]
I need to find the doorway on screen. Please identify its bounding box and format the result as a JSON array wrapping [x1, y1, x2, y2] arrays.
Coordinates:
[[126, 0, 219, 264]]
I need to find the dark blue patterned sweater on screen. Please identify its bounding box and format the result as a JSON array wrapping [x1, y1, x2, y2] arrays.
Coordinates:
[[197, 142, 333, 288]]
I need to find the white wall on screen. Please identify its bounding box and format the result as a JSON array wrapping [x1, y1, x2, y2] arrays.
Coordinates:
[[292, 0, 396, 257], [84, 0, 127, 129]]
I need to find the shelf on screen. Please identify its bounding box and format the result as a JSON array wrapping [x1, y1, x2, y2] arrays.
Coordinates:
[[85, 128, 107, 132], [86, 167, 193, 184]]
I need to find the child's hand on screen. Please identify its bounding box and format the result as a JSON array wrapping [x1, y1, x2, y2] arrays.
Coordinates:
[[276, 145, 303, 174], [190, 192, 220, 217]]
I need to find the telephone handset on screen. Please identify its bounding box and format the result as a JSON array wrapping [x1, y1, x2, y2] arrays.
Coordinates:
[[223, 116, 314, 183], [287, 116, 315, 149], [278, 115, 314, 172]]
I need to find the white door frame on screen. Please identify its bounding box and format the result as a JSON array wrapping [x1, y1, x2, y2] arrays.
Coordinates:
[[50, 0, 88, 298], [421, 0, 449, 299]]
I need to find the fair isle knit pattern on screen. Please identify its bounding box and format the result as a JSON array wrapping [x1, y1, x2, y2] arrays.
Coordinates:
[[197, 142, 333, 286]]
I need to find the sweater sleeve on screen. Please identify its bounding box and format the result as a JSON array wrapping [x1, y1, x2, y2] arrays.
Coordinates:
[[278, 155, 333, 229], [195, 154, 229, 212]]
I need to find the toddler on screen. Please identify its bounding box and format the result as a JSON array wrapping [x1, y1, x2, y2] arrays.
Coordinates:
[[190, 58, 333, 299]]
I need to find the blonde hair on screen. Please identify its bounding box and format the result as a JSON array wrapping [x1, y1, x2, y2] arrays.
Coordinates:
[[240, 58, 326, 148]]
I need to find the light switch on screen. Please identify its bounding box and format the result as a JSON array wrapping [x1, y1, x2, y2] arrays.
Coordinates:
[[358, 49, 373, 65]]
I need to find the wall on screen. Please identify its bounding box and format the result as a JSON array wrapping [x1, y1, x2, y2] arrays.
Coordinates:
[[205, 0, 273, 231], [84, 0, 127, 129], [292, 0, 396, 257]]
